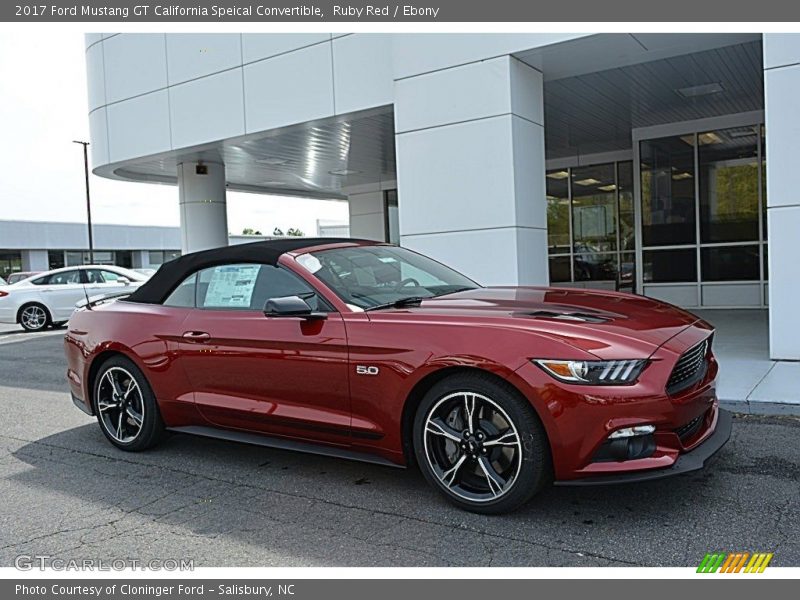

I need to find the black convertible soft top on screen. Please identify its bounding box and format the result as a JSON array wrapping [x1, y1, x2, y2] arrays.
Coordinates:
[[126, 237, 363, 304]]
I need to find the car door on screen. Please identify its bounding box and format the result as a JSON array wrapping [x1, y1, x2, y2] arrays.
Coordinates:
[[176, 262, 352, 446], [37, 269, 87, 320]]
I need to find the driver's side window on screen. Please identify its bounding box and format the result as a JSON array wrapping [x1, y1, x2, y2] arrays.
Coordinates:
[[163, 264, 331, 312]]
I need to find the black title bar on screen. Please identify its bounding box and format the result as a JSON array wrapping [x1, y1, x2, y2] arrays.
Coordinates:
[[3, 0, 800, 22]]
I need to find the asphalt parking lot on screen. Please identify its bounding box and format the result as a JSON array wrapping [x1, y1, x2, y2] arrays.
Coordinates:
[[0, 323, 798, 567]]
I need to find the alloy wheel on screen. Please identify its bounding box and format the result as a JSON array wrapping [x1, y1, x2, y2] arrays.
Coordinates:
[[96, 367, 145, 444], [20, 305, 47, 330], [423, 391, 523, 503]]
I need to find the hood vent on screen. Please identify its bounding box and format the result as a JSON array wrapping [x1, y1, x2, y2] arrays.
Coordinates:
[[521, 310, 612, 324]]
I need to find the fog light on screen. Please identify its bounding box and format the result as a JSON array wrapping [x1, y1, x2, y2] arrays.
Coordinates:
[[609, 424, 656, 439]]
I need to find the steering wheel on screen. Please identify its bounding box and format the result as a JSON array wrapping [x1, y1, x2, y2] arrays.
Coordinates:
[[393, 277, 420, 292]]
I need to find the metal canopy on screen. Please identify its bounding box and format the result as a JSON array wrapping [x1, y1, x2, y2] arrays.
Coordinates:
[[109, 106, 396, 199]]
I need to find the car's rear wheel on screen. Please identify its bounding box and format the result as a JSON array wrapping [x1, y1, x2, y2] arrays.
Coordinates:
[[93, 356, 166, 451], [413, 372, 551, 514], [18, 303, 50, 332]]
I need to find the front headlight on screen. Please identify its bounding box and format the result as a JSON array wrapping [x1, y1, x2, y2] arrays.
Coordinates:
[[533, 359, 648, 385]]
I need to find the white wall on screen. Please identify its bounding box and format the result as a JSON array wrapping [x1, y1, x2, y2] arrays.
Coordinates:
[[85, 33, 396, 171], [85, 33, 589, 173], [764, 34, 800, 360], [0, 219, 180, 250]]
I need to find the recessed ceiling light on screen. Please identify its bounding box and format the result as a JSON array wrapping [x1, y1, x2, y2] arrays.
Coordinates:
[[329, 168, 361, 176], [546, 170, 569, 180], [574, 178, 601, 186], [256, 157, 289, 166], [598, 184, 617, 192], [672, 172, 693, 180], [676, 82, 724, 98]]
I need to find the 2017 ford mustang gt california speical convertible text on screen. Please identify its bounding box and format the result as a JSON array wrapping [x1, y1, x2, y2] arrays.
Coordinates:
[[65, 239, 731, 513]]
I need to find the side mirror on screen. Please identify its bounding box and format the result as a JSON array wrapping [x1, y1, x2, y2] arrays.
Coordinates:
[[263, 295, 327, 320], [118, 277, 131, 286]]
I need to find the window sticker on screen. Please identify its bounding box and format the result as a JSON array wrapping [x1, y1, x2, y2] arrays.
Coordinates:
[[204, 265, 260, 308]]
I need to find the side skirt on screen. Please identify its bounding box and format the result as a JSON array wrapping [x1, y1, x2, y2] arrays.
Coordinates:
[[167, 425, 405, 469]]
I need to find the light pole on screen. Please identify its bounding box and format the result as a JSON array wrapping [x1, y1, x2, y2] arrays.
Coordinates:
[[73, 140, 94, 264]]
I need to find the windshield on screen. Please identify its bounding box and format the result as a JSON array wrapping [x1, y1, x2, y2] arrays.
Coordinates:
[[296, 245, 479, 310]]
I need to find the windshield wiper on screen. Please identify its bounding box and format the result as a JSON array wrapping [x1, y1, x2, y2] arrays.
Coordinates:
[[363, 296, 428, 312]]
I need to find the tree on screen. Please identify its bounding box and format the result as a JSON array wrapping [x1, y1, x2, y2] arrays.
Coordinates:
[[286, 228, 304, 237], [273, 227, 284, 236], [242, 227, 262, 235]]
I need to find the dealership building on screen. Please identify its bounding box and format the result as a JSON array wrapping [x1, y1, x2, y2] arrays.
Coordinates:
[[82, 32, 800, 363]]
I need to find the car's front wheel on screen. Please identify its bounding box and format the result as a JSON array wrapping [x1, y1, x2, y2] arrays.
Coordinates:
[[413, 372, 551, 514], [18, 303, 51, 332], [93, 355, 166, 451]]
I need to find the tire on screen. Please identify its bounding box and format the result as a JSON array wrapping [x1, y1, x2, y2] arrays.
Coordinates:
[[18, 303, 51, 332], [413, 372, 551, 514], [93, 355, 166, 452]]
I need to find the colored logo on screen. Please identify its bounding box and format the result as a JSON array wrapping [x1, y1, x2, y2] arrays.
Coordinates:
[[697, 552, 773, 573]]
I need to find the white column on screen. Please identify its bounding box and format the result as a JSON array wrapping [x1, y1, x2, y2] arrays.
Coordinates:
[[764, 34, 800, 360], [22, 250, 49, 271], [394, 56, 548, 285], [177, 161, 229, 254], [346, 183, 390, 241]]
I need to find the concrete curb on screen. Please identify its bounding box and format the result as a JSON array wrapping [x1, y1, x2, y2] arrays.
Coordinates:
[[720, 399, 800, 417]]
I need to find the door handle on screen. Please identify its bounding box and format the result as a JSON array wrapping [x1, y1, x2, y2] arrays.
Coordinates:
[[182, 331, 211, 343]]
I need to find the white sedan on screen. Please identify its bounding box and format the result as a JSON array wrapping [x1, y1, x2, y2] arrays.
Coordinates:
[[0, 265, 148, 332]]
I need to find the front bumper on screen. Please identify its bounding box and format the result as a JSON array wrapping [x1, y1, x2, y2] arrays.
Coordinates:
[[555, 408, 732, 485]]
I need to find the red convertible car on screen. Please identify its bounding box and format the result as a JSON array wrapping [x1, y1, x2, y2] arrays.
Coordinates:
[[65, 239, 731, 513]]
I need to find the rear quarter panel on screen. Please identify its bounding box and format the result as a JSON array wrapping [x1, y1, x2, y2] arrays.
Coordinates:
[[66, 302, 200, 426]]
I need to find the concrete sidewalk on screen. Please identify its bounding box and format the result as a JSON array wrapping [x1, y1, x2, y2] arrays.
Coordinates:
[[695, 310, 800, 416]]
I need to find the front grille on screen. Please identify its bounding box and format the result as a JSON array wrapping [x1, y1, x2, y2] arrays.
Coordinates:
[[666, 338, 710, 395], [674, 412, 705, 442]]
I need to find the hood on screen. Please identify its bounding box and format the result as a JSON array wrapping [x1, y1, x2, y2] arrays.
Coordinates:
[[384, 287, 704, 359]]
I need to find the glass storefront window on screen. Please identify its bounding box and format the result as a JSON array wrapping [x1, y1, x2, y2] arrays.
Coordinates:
[[48, 251, 65, 270], [619, 252, 636, 292], [701, 245, 760, 282], [384, 190, 399, 244], [698, 126, 759, 243], [149, 250, 181, 265], [642, 249, 697, 283], [546, 170, 570, 255], [640, 135, 696, 246], [65, 251, 83, 266], [571, 164, 617, 253], [573, 252, 618, 282], [545, 161, 634, 291], [548, 255, 571, 283], [0, 251, 22, 280], [618, 162, 635, 252]]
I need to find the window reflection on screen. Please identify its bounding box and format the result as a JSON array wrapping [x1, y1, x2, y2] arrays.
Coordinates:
[[640, 136, 696, 246], [618, 162, 635, 252], [573, 252, 618, 282], [698, 126, 759, 243], [643, 249, 697, 283], [571, 164, 617, 253], [545, 162, 634, 291], [546, 170, 570, 255], [701, 245, 760, 282]]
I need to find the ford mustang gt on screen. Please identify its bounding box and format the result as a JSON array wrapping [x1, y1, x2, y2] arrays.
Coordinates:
[[65, 239, 731, 513]]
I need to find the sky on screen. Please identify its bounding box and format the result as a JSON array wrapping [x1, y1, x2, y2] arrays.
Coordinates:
[[0, 31, 348, 235]]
